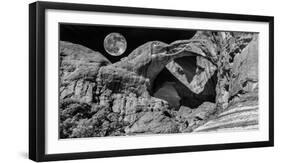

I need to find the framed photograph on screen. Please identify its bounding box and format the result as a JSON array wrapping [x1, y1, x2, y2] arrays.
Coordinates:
[[29, 1, 274, 162]]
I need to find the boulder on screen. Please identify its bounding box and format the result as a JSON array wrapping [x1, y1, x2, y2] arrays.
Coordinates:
[[176, 102, 216, 132], [125, 111, 179, 134]]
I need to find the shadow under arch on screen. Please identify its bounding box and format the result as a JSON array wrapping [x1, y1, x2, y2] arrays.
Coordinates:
[[152, 56, 217, 109]]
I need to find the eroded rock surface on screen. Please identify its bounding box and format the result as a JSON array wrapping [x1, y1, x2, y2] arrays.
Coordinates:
[[166, 56, 217, 95], [59, 31, 259, 138], [194, 97, 258, 132]]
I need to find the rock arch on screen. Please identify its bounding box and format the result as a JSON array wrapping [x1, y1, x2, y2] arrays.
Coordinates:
[[59, 31, 258, 138]]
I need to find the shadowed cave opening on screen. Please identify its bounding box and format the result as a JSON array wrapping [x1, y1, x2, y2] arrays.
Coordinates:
[[152, 56, 217, 109]]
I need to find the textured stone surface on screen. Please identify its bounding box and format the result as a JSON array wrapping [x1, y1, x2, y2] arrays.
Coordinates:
[[59, 30, 259, 138], [192, 36, 259, 132], [166, 56, 217, 95], [153, 82, 181, 109], [230, 36, 259, 98], [213, 32, 257, 109], [59, 41, 111, 103], [176, 102, 216, 132], [194, 98, 258, 132]]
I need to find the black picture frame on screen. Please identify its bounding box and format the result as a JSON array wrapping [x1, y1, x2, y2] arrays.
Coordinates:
[[29, 1, 274, 162]]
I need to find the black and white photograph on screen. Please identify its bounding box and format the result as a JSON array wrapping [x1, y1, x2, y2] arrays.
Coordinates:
[[26, 1, 274, 162], [59, 23, 259, 139], [0, 0, 278, 162]]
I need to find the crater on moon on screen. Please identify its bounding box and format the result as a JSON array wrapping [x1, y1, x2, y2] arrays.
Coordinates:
[[104, 33, 127, 56]]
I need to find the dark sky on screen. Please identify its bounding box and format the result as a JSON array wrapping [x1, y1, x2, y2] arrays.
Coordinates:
[[60, 23, 196, 63]]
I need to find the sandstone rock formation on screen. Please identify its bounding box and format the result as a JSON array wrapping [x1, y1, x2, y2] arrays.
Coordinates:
[[194, 97, 258, 132], [59, 30, 258, 138]]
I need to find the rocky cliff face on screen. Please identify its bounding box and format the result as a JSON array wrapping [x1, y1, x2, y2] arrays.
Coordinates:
[[59, 31, 258, 138]]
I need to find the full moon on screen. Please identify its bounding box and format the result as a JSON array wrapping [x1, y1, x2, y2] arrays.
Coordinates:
[[104, 33, 127, 56]]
